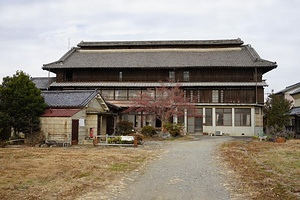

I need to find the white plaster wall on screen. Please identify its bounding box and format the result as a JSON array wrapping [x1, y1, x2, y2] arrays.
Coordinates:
[[215, 126, 234, 135], [204, 125, 254, 136], [87, 98, 105, 112], [233, 127, 253, 136], [293, 93, 300, 107], [203, 126, 214, 134]]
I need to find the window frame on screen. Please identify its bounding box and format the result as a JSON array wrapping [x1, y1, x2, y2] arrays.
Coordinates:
[[216, 108, 232, 126], [183, 71, 190, 82], [234, 108, 251, 126], [169, 71, 175, 82]]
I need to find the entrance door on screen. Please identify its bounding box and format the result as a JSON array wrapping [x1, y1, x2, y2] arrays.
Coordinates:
[[71, 119, 79, 145], [187, 117, 203, 133], [97, 116, 102, 135], [187, 117, 195, 133], [195, 117, 203, 133], [106, 116, 114, 135]]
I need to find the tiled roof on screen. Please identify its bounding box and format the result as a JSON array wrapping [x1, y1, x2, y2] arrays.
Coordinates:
[[275, 82, 300, 94], [31, 77, 56, 90], [49, 81, 268, 88], [41, 109, 81, 117], [41, 90, 99, 108], [290, 107, 300, 116], [291, 88, 300, 95], [42, 39, 276, 72]]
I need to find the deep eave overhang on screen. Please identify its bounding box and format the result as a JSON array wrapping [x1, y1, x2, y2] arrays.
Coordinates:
[[49, 81, 268, 88]]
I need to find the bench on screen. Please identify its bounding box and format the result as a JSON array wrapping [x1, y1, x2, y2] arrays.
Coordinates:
[[46, 133, 69, 147]]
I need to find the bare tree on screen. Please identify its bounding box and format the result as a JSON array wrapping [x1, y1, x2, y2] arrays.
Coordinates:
[[125, 83, 198, 132]]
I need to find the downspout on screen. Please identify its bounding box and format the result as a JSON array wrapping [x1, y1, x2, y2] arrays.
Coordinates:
[[47, 68, 50, 91], [255, 67, 258, 104]]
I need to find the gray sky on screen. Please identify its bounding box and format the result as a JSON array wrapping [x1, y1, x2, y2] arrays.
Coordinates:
[[1, 0, 299, 94]]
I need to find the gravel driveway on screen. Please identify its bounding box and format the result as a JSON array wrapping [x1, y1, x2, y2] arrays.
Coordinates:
[[111, 136, 234, 200]]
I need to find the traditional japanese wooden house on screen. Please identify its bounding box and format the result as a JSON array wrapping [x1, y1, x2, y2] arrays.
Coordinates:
[[42, 39, 277, 136], [40, 90, 118, 145]]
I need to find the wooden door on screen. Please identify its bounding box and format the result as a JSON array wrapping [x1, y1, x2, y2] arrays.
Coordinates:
[[72, 119, 79, 145], [106, 116, 115, 135]]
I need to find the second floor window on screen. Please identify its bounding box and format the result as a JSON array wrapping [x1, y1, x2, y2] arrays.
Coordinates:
[[183, 71, 189, 82], [65, 70, 73, 81], [169, 71, 175, 82], [212, 90, 219, 103], [212, 90, 224, 103], [119, 72, 123, 81]]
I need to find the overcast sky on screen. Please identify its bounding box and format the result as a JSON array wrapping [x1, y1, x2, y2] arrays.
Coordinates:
[[1, 0, 299, 94]]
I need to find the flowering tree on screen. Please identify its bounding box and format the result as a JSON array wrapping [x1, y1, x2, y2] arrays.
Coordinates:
[[125, 83, 198, 131]]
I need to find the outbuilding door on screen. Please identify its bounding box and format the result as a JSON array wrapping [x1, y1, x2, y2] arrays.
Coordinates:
[[72, 119, 79, 145]]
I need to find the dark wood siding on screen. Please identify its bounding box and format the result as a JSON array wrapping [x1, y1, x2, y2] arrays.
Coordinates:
[[53, 67, 265, 104], [55, 68, 261, 83]]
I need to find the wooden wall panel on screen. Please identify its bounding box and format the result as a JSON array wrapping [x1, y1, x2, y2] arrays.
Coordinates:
[[55, 68, 261, 83]]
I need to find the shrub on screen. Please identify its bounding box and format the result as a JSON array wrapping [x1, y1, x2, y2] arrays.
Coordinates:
[[267, 125, 294, 139], [25, 131, 45, 146], [163, 123, 184, 137], [141, 126, 156, 137], [115, 121, 134, 135], [0, 140, 6, 148], [107, 136, 122, 144], [0, 127, 11, 141]]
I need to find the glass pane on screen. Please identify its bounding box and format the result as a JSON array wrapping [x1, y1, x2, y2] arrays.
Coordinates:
[[115, 90, 127, 100], [234, 108, 251, 126], [101, 90, 114, 100], [205, 108, 212, 126], [129, 90, 140, 100]]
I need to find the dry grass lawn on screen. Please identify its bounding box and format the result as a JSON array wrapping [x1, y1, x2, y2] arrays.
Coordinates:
[[0, 145, 160, 200], [221, 139, 300, 200]]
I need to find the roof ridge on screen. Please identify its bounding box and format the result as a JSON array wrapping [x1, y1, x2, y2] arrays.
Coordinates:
[[244, 45, 277, 66], [77, 38, 244, 47], [43, 89, 95, 93], [80, 90, 98, 107], [43, 47, 78, 67], [58, 47, 78, 62], [244, 45, 261, 61]]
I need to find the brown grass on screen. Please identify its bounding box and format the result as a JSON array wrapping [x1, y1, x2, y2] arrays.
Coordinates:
[[0, 145, 160, 200], [220, 139, 300, 200]]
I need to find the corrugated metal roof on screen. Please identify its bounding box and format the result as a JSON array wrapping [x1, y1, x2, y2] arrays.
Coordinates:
[[49, 81, 268, 88], [41, 109, 81, 117]]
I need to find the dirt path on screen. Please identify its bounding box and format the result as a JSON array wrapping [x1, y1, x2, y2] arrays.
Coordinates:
[[109, 136, 234, 200]]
